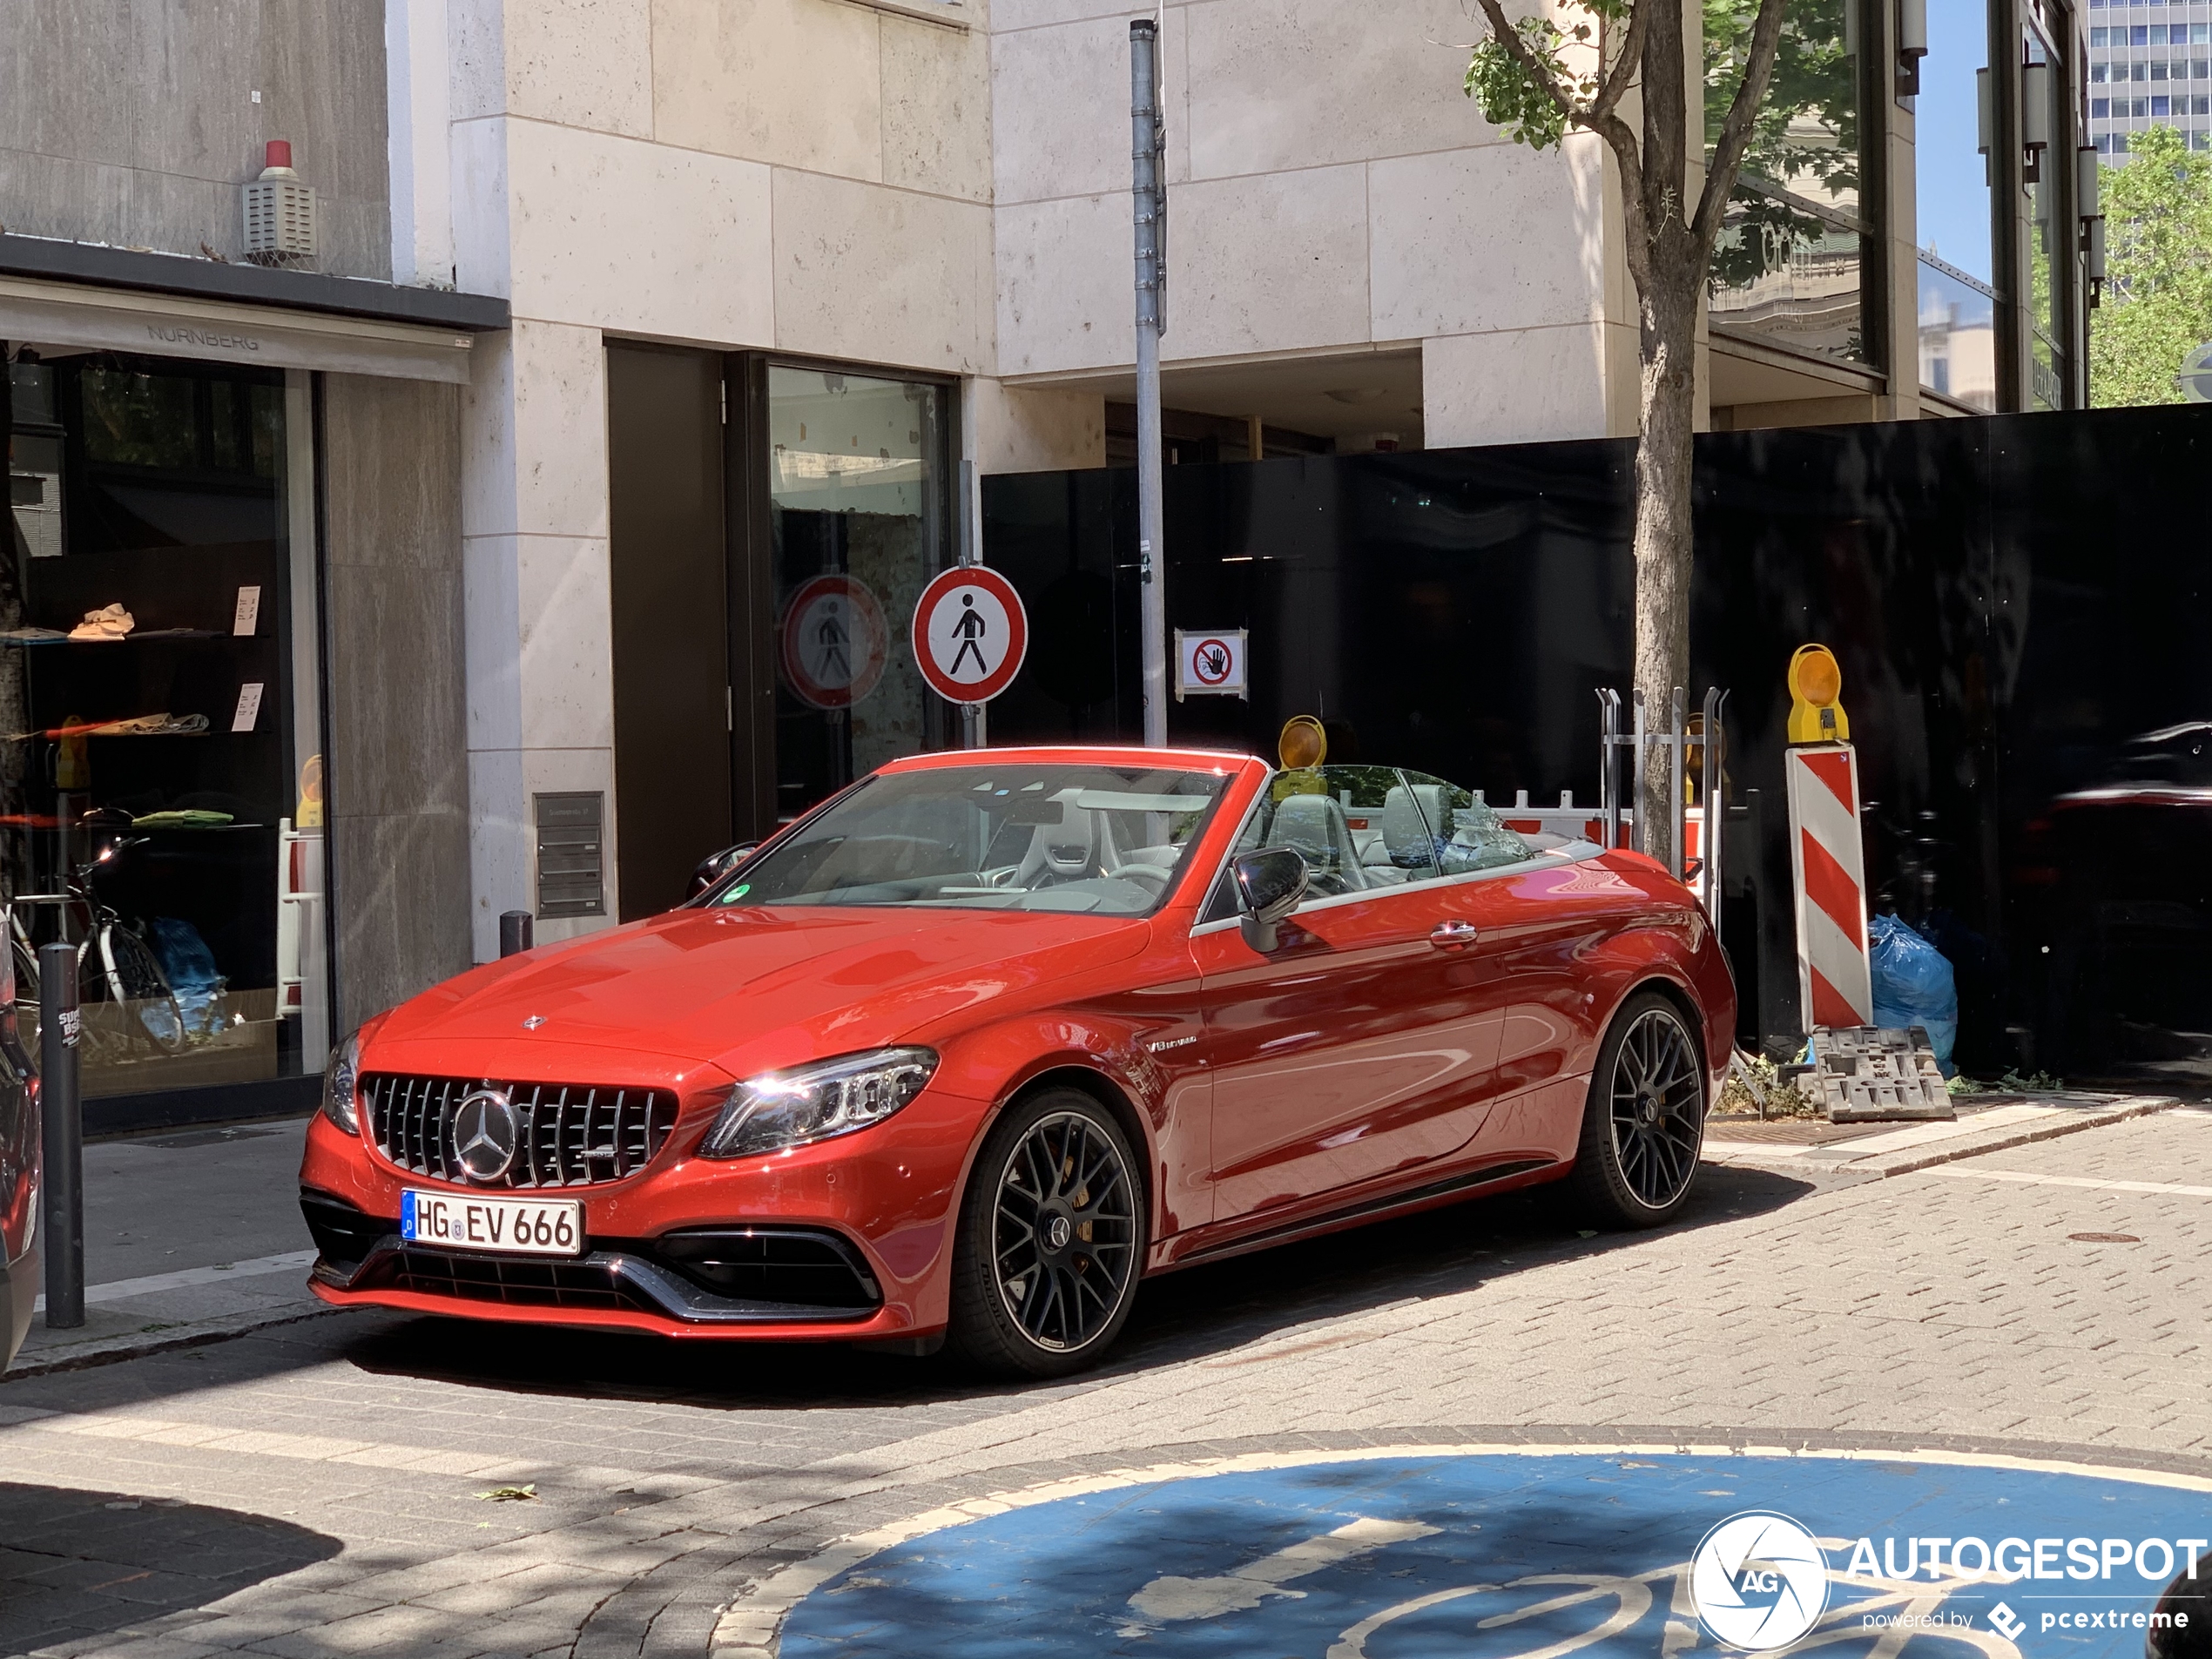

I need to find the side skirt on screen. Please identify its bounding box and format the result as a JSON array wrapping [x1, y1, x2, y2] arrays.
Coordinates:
[[1166, 1157, 1561, 1269]]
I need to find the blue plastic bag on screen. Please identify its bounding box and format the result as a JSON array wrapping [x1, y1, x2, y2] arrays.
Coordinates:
[[148, 916, 226, 1041], [1868, 912, 1958, 1070]]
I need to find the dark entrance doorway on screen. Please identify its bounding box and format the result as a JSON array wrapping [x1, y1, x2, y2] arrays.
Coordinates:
[[607, 351, 961, 921], [606, 344, 732, 921]]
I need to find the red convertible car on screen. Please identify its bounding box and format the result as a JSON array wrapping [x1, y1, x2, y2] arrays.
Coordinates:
[[301, 745, 1732, 1377]]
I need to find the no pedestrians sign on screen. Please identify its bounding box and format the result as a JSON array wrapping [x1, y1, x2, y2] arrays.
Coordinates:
[[911, 566, 1028, 705]]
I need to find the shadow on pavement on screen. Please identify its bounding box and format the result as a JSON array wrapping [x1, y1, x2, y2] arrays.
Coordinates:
[[334, 1161, 1815, 1410], [0, 1482, 340, 1654]]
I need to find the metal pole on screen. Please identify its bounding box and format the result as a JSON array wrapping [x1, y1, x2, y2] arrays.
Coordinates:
[[1629, 690, 1647, 855], [1596, 689, 1621, 850], [1701, 686, 1725, 915], [1669, 685, 1688, 882], [1131, 20, 1168, 746], [38, 941, 82, 1330], [498, 910, 533, 958]]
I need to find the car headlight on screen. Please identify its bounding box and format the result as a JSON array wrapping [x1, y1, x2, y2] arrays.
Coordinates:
[[700, 1047, 937, 1159], [321, 1031, 362, 1136]]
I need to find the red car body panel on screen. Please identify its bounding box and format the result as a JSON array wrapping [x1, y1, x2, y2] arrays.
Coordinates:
[[302, 744, 1734, 1343]]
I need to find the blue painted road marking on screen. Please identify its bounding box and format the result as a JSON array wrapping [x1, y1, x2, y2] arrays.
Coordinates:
[[779, 1451, 2211, 1656]]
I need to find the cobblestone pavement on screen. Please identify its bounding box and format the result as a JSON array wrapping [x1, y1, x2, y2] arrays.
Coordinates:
[[0, 1106, 2206, 1658]]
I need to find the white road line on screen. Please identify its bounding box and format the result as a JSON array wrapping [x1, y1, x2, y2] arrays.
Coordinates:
[[1930, 1168, 2212, 1199], [30, 1248, 316, 1313]]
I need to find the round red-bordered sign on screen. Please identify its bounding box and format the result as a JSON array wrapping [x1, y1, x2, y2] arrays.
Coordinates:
[[1191, 637, 1235, 686], [780, 575, 889, 710], [911, 566, 1028, 705]]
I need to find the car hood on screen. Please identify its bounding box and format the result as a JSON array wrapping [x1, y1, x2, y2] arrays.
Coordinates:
[[368, 904, 1157, 1079]]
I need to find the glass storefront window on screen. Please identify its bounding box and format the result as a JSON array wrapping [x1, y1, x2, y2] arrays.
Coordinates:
[[766, 366, 953, 823], [1914, 0, 2001, 408], [3, 354, 326, 1100], [1705, 0, 1872, 364]]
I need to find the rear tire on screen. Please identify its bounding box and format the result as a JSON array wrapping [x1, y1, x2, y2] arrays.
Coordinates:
[[948, 1088, 1145, 1379], [1569, 991, 1707, 1228]]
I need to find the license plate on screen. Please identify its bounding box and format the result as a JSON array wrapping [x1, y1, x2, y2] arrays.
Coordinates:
[[400, 1190, 584, 1257]]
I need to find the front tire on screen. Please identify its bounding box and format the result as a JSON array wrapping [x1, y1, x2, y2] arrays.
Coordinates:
[[1569, 991, 1707, 1228], [948, 1088, 1145, 1379]]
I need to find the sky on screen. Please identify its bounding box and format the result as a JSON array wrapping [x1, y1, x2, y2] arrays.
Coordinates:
[[1916, 0, 1998, 283]]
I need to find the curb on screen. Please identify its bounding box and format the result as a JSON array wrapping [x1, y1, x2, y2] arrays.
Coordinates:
[[3, 1303, 345, 1379], [1706, 1093, 2182, 1179]]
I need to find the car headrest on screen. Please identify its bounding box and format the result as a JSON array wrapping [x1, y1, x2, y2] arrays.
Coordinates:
[[1381, 785, 1446, 866], [1271, 792, 1345, 865]]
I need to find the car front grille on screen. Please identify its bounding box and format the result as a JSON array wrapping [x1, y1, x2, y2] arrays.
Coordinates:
[[381, 1247, 647, 1312], [363, 1074, 678, 1190]]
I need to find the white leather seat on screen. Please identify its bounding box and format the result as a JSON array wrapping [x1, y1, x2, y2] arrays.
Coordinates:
[[1380, 784, 1447, 871], [1268, 792, 1366, 891]]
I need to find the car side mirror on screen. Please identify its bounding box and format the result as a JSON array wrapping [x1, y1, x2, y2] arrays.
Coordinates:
[[1233, 847, 1308, 953], [689, 842, 760, 900]]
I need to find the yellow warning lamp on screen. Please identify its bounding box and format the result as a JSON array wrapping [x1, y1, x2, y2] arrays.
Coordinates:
[[1786, 644, 1851, 745], [56, 716, 90, 790], [298, 753, 325, 829], [1278, 716, 1327, 770], [1273, 715, 1328, 799]]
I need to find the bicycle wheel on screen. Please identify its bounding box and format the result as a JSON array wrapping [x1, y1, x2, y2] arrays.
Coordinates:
[[81, 927, 188, 1055]]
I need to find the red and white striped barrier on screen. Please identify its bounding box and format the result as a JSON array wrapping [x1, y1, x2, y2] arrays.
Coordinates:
[[1784, 744, 1872, 1028]]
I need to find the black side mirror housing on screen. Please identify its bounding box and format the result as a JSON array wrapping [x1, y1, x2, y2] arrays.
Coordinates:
[[689, 842, 761, 900], [1233, 846, 1308, 952]]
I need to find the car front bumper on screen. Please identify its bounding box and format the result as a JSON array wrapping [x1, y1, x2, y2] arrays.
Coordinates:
[[298, 1080, 990, 1342]]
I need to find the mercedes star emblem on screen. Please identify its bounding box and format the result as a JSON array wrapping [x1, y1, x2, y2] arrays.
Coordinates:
[[451, 1088, 521, 1183]]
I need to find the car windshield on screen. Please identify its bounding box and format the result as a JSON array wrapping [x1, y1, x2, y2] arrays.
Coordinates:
[[705, 763, 1233, 914]]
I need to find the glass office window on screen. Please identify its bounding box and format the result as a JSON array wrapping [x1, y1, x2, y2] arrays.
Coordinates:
[[1704, 0, 1871, 364], [1915, 0, 2000, 408], [3, 354, 327, 1099], [2025, 26, 2068, 411], [765, 366, 953, 822]]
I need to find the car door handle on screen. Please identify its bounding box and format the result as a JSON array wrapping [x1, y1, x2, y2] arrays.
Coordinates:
[[1429, 921, 1479, 949]]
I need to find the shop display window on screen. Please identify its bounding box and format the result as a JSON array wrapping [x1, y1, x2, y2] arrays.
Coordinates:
[[3, 353, 327, 1100]]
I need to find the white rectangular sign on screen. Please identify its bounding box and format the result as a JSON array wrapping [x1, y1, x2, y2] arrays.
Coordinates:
[[1174, 629, 1248, 701], [232, 682, 265, 732], [233, 585, 261, 636]]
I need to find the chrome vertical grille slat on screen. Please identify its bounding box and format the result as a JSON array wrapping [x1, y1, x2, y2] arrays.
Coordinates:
[[362, 1074, 676, 1190]]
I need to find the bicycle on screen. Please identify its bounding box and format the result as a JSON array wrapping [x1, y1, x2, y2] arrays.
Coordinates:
[[9, 838, 188, 1056]]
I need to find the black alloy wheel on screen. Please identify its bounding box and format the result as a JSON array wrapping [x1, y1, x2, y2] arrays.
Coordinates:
[[1570, 991, 1706, 1227], [949, 1089, 1143, 1378]]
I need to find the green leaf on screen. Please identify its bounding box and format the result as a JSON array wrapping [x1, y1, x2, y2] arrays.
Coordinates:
[[2089, 124, 2212, 408]]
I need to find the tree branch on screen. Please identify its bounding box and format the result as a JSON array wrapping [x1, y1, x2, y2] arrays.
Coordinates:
[[1470, 0, 1654, 287], [1588, 1, 1649, 125], [1691, 0, 1791, 253], [1472, 0, 1581, 128]]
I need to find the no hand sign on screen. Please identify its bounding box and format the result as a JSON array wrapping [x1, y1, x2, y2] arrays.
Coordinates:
[[781, 575, 888, 710], [912, 566, 1028, 705], [1175, 629, 1248, 700]]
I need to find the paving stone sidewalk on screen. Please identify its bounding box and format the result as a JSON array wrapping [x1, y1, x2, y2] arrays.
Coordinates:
[[12, 1116, 328, 1376], [0, 1108, 2203, 1656]]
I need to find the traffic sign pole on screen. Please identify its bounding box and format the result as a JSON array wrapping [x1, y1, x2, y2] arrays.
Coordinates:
[[1131, 20, 1169, 746]]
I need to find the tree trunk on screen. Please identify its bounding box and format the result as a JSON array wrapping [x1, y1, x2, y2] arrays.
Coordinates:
[[1630, 259, 1699, 874]]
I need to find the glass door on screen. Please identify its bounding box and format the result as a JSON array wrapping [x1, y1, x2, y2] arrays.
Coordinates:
[[763, 365, 954, 824]]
